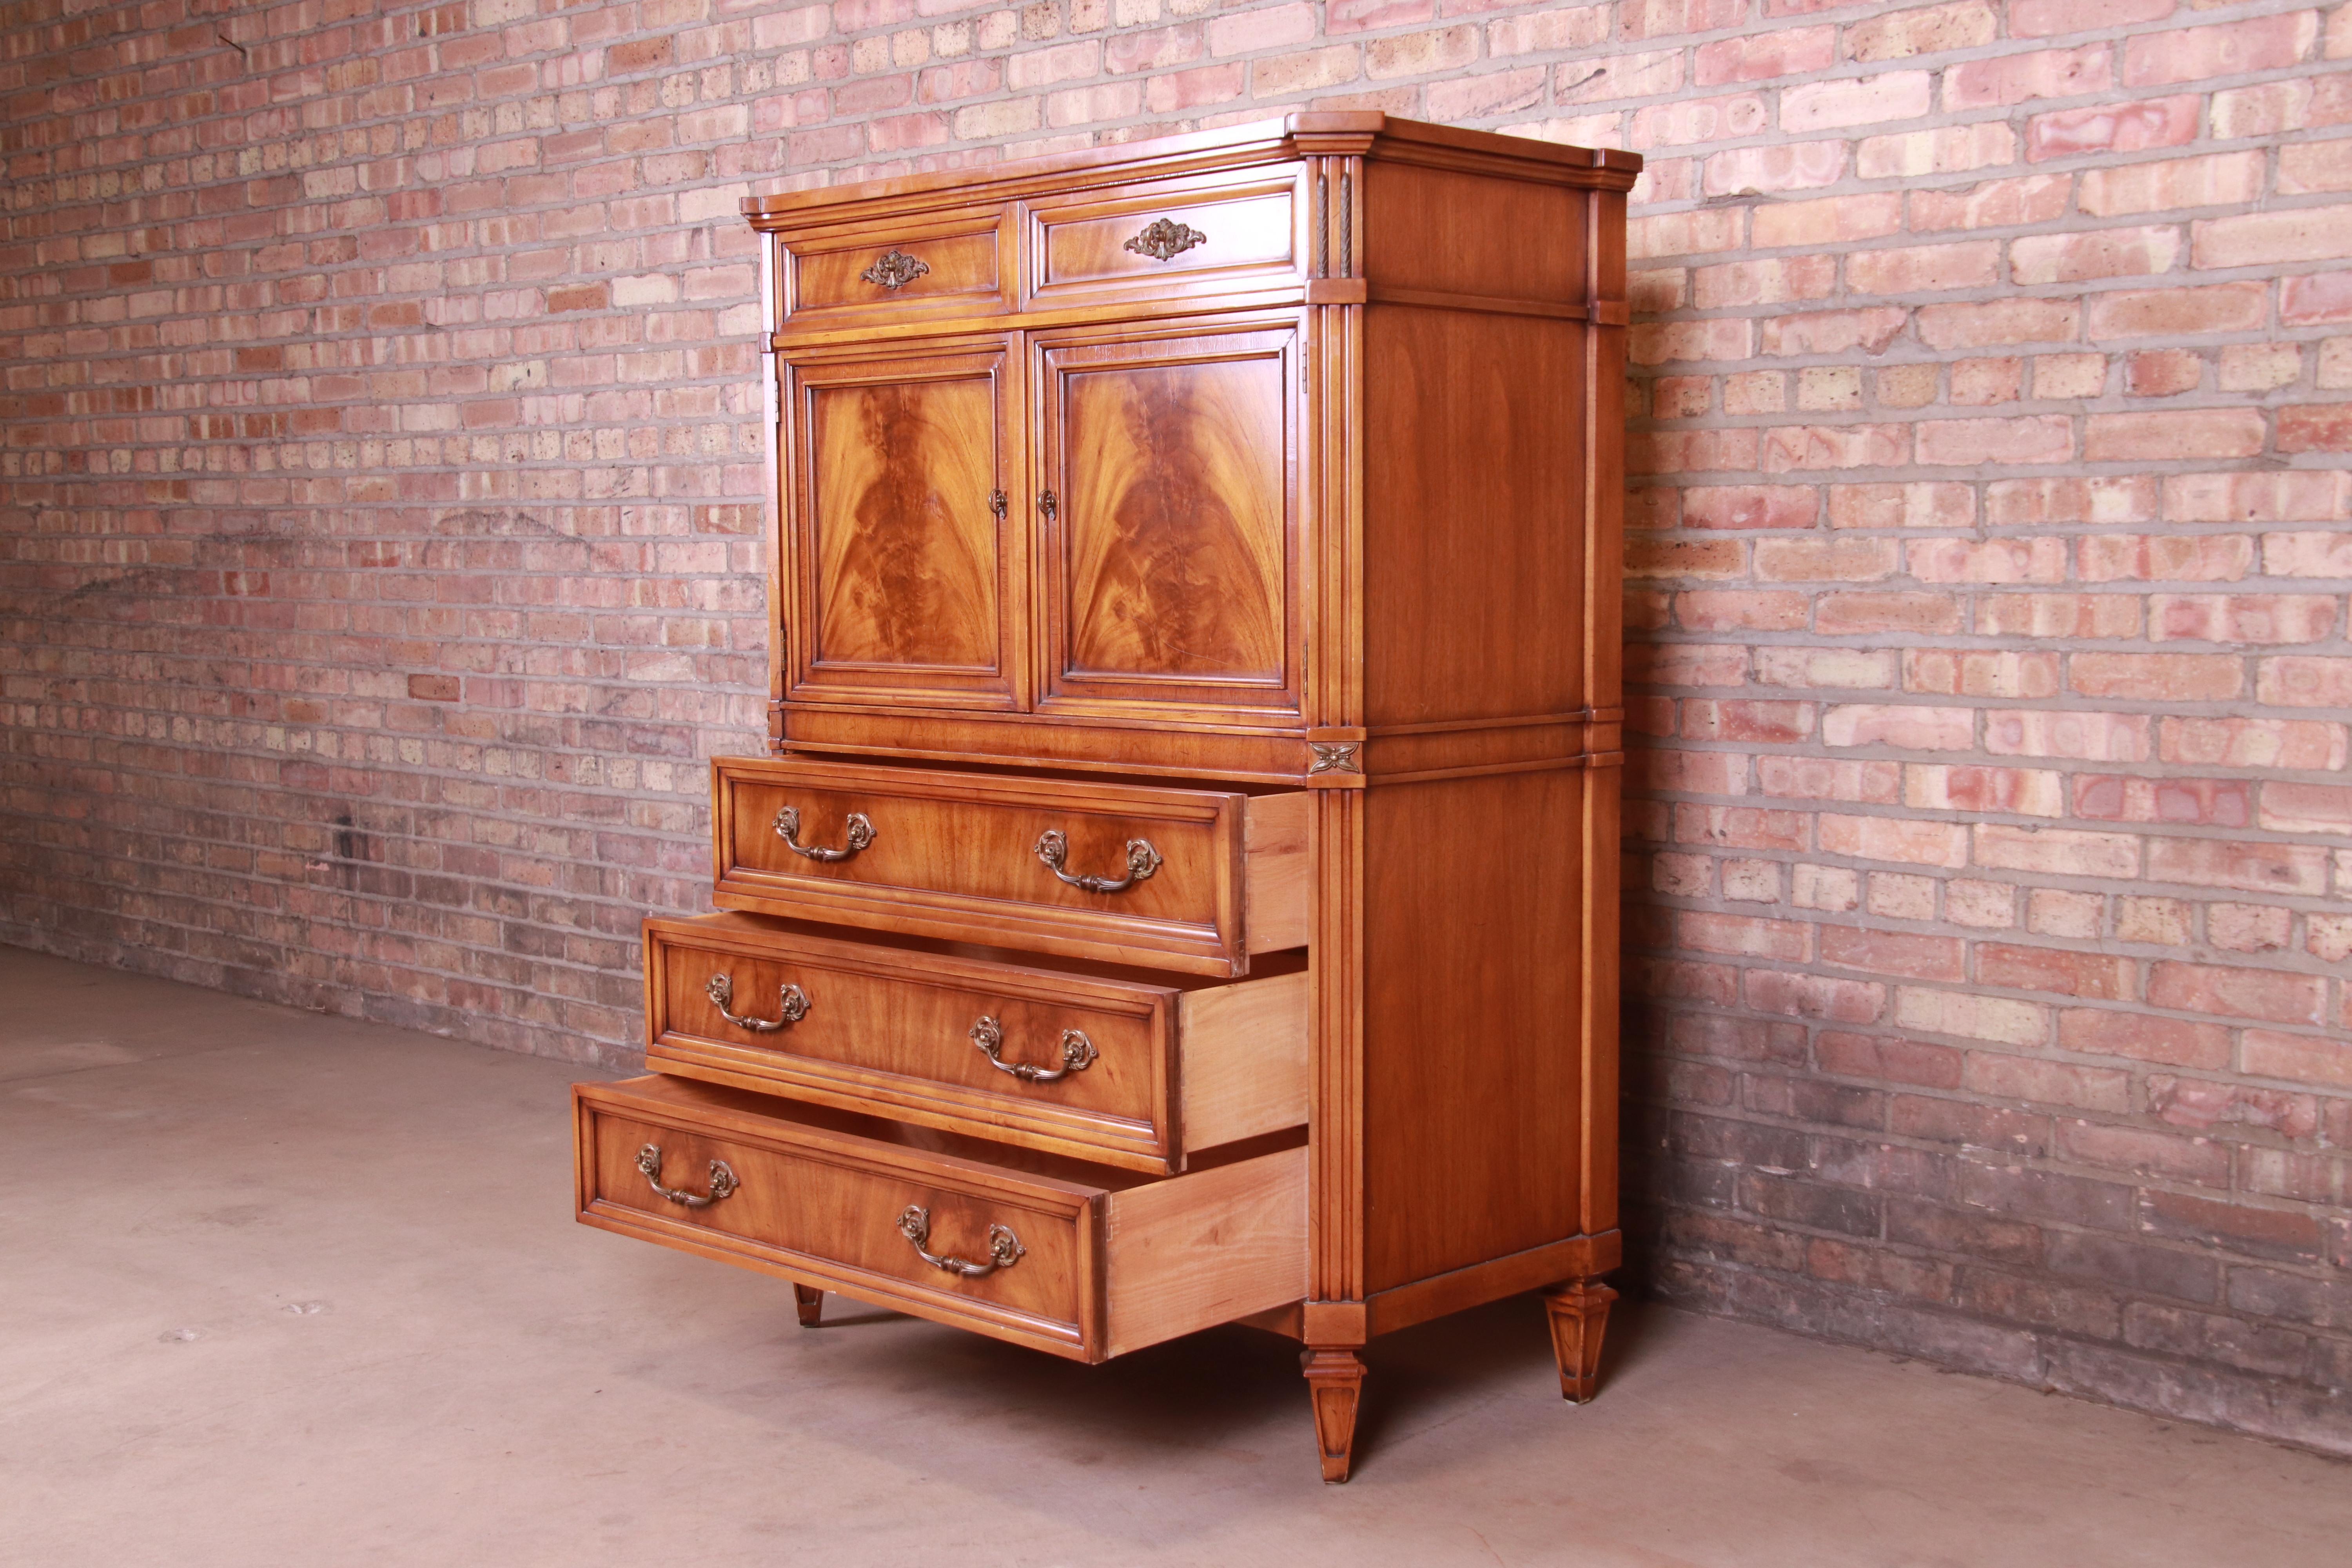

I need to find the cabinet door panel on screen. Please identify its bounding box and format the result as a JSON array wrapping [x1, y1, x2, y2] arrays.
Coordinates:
[[785, 345, 1020, 708], [1037, 322, 1300, 720]]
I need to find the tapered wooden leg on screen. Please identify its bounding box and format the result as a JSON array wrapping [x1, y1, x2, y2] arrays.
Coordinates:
[[1542, 1276, 1617, 1403], [792, 1284, 824, 1328], [1301, 1347, 1366, 1483]]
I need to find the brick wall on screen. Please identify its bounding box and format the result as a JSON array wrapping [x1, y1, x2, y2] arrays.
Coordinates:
[[3, 0, 2347, 1451]]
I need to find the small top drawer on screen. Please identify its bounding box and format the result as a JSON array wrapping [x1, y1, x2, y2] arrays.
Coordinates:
[[644, 912, 1308, 1173], [710, 756, 1308, 976], [1024, 172, 1305, 308], [780, 209, 1012, 326]]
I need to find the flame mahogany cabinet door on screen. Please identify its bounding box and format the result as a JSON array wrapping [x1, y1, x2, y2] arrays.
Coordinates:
[[780, 341, 1024, 710], [1032, 319, 1302, 725]]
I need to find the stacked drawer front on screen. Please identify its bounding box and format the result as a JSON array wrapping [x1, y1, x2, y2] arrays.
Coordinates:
[[577, 757, 1313, 1363]]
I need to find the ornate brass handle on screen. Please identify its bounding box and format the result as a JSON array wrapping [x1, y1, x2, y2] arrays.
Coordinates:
[[773, 805, 875, 862], [989, 489, 1007, 519], [861, 249, 928, 289], [970, 1015, 1097, 1084], [1037, 489, 1057, 521], [637, 1143, 738, 1208], [705, 973, 810, 1033], [1125, 218, 1207, 262], [1034, 828, 1161, 893], [898, 1205, 1024, 1277]]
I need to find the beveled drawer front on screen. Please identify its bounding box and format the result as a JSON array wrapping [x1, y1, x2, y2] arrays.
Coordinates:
[[783, 211, 1008, 323], [645, 914, 1308, 1173], [710, 756, 1308, 976], [1026, 175, 1302, 305], [575, 1074, 1307, 1363]]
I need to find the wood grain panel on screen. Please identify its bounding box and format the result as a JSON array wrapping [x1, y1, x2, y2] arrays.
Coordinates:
[[1103, 1144, 1307, 1356], [644, 913, 1307, 1171], [1033, 183, 1298, 295], [811, 377, 997, 668], [1065, 361, 1283, 677], [576, 1075, 1308, 1363], [1360, 307, 1585, 726], [1038, 321, 1301, 719], [1360, 163, 1586, 303], [579, 1077, 1100, 1354], [789, 222, 1003, 316], [1359, 768, 1588, 1291], [711, 756, 1307, 975], [1176, 967, 1311, 1151], [785, 344, 1019, 707]]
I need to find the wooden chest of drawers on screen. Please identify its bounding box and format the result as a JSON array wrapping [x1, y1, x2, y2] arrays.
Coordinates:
[[573, 112, 1637, 1481]]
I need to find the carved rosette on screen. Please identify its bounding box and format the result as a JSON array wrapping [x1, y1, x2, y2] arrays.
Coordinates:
[[1307, 741, 1362, 775]]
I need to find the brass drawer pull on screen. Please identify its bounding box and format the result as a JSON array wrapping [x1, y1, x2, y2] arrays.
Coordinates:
[[637, 1143, 738, 1208], [898, 1206, 1024, 1278], [774, 805, 875, 862], [970, 1015, 1097, 1084], [1034, 828, 1161, 894], [861, 249, 929, 290], [706, 973, 810, 1033], [989, 488, 1007, 519], [1125, 218, 1207, 263]]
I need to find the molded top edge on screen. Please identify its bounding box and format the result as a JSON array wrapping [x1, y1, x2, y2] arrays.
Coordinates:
[[739, 113, 1642, 223]]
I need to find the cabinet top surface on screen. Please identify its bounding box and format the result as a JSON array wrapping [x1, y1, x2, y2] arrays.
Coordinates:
[[740, 112, 1642, 227]]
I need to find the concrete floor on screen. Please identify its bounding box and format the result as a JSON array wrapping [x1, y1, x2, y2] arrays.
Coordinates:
[[5, 946, 2348, 1567]]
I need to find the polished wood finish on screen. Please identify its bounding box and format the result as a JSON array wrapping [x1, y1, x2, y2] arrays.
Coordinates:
[[1038, 320, 1299, 719], [644, 911, 1307, 1172], [782, 209, 1011, 323], [573, 114, 1632, 1483], [785, 344, 1018, 706], [1028, 169, 1304, 305], [1541, 1276, 1617, 1403], [711, 756, 1306, 975], [576, 1074, 1305, 1362], [1301, 1348, 1366, 1484]]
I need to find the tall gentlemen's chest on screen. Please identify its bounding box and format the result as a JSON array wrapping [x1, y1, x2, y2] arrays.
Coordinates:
[[573, 113, 1638, 1481]]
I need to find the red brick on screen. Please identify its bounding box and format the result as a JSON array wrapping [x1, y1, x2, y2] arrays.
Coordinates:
[[2069, 652, 2244, 702], [2149, 963, 2327, 1027], [2123, 14, 2319, 90], [1915, 299, 2080, 350], [1979, 944, 2135, 1002], [2059, 1009, 2232, 1070], [1947, 45, 2111, 110], [1695, 26, 1834, 84], [1822, 926, 1966, 982], [2145, 837, 2330, 897], [2279, 403, 2352, 452], [2256, 657, 2352, 707], [2026, 95, 2200, 161], [2194, 205, 2352, 269], [2083, 410, 2266, 462]]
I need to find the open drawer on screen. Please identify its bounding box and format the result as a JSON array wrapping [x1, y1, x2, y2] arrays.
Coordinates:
[[575, 1074, 1307, 1363], [710, 756, 1309, 976], [645, 913, 1308, 1174]]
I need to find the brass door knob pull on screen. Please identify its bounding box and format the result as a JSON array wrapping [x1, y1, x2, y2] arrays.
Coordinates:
[[898, 1206, 1024, 1277], [970, 1015, 1097, 1084], [1034, 828, 1161, 893], [706, 974, 810, 1033], [773, 805, 875, 862], [637, 1143, 738, 1208]]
